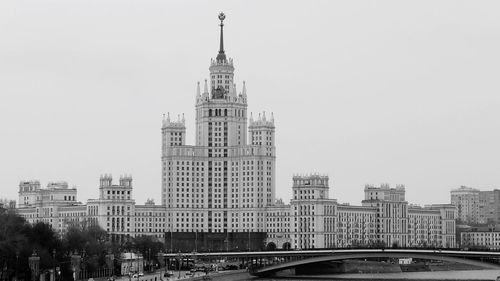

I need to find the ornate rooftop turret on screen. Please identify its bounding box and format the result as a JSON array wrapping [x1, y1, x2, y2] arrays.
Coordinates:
[[162, 112, 185, 128], [249, 111, 275, 127]]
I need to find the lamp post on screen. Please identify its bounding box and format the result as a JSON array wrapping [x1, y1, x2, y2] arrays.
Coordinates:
[[81, 249, 87, 280], [177, 252, 182, 279], [52, 249, 56, 281], [15, 249, 19, 281]]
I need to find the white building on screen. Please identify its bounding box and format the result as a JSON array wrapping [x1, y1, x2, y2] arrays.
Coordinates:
[[362, 184, 409, 247], [86, 175, 137, 243], [161, 13, 275, 235], [267, 176, 456, 249], [460, 227, 500, 250], [265, 199, 292, 250], [15, 14, 457, 251], [134, 199, 167, 240], [336, 204, 377, 248], [17, 180, 86, 236], [290, 175, 337, 249], [17, 175, 165, 242]]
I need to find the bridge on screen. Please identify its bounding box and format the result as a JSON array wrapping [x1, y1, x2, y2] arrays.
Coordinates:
[[250, 249, 500, 277], [158, 249, 500, 277]]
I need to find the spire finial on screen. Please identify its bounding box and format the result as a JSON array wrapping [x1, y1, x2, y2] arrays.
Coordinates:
[[242, 81, 247, 96], [204, 79, 208, 94], [216, 12, 227, 62], [196, 81, 201, 97]]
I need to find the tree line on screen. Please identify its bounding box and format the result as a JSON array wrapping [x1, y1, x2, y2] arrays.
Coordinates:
[[0, 209, 164, 281]]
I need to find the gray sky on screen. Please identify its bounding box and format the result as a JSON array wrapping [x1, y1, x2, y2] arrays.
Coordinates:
[[1, 0, 499, 206]]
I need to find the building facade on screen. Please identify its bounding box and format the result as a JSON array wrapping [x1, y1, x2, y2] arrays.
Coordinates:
[[450, 186, 480, 224], [460, 226, 500, 250], [290, 175, 337, 249], [362, 184, 409, 247], [17, 175, 165, 242], [264, 199, 292, 250], [268, 176, 456, 250], [17, 180, 86, 236], [450, 186, 500, 225], [161, 13, 275, 237]]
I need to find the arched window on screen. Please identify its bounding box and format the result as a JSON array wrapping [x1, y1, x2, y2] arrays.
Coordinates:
[[209, 109, 212, 117], [224, 109, 227, 116]]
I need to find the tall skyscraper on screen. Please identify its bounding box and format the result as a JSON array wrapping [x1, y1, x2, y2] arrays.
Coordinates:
[[161, 13, 276, 239]]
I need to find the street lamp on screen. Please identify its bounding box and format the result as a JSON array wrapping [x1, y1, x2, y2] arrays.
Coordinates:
[[177, 252, 182, 279], [52, 249, 56, 281], [15, 249, 19, 281]]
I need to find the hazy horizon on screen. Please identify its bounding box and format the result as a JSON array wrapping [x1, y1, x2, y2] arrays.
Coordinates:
[[1, 1, 500, 207]]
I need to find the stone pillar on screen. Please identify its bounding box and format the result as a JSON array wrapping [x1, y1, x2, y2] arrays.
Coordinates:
[[49, 269, 55, 281], [71, 253, 81, 281], [28, 251, 40, 281], [105, 253, 114, 277]]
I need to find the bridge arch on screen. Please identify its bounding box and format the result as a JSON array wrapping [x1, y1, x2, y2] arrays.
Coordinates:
[[266, 242, 277, 251], [253, 250, 500, 277]]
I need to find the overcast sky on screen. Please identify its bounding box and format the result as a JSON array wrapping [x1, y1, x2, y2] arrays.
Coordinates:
[[1, 1, 499, 206]]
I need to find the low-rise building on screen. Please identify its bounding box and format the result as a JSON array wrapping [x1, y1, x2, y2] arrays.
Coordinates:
[[461, 226, 500, 250]]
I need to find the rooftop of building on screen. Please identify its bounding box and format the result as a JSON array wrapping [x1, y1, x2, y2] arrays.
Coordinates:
[[364, 183, 405, 191], [451, 185, 480, 193]]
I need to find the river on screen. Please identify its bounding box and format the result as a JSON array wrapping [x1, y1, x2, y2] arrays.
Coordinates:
[[257, 269, 500, 280]]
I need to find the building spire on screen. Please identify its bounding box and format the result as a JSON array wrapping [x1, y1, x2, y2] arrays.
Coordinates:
[[216, 12, 227, 62], [242, 81, 247, 97]]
